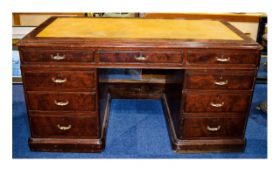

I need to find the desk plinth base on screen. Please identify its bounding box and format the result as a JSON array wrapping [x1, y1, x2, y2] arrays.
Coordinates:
[[171, 139, 246, 153], [161, 94, 246, 153], [29, 138, 105, 152]]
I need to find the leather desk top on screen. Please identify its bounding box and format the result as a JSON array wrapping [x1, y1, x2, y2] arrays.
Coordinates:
[[36, 18, 243, 40]]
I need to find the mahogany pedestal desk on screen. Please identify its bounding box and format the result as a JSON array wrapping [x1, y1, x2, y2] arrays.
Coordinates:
[[18, 17, 262, 153]]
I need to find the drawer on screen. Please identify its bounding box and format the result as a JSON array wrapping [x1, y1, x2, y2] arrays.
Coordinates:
[[98, 50, 183, 64], [23, 70, 96, 91], [183, 92, 251, 113], [184, 70, 255, 90], [27, 92, 96, 111], [180, 117, 246, 139], [188, 49, 259, 65], [30, 113, 98, 138], [107, 83, 164, 98], [20, 49, 94, 63]]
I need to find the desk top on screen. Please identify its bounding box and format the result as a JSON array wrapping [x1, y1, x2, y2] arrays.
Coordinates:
[[19, 17, 261, 49], [36, 18, 242, 40]]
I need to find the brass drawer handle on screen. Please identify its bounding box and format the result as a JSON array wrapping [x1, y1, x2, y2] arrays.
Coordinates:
[[216, 56, 230, 62], [134, 55, 147, 61], [206, 125, 221, 132], [57, 124, 71, 130], [51, 77, 67, 84], [214, 80, 228, 86], [51, 53, 65, 60], [54, 100, 69, 106], [210, 101, 224, 108]]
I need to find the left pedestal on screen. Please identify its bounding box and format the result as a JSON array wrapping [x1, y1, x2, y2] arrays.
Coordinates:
[[20, 47, 108, 152]]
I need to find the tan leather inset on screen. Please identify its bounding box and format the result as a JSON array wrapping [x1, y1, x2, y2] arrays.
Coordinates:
[[36, 18, 243, 40]]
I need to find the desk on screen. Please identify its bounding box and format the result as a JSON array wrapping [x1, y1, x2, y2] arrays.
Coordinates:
[[18, 17, 261, 153]]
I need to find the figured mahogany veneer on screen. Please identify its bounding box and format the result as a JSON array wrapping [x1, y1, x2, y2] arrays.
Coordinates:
[[20, 49, 95, 63], [27, 91, 97, 111], [98, 50, 183, 64], [23, 70, 96, 91], [187, 49, 259, 65], [182, 91, 251, 113], [180, 117, 246, 139], [184, 69, 255, 90], [30, 113, 99, 138], [18, 17, 262, 153]]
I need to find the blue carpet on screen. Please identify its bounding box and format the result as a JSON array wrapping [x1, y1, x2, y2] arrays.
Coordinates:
[[12, 84, 267, 158]]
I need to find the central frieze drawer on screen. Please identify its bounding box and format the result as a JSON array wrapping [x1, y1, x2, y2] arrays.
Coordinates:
[[27, 92, 96, 111], [23, 71, 96, 91], [20, 49, 94, 63], [98, 50, 183, 64], [180, 117, 246, 139], [184, 69, 255, 90], [183, 92, 251, 113], [30, 113, 98, 138], [188, 49, 258, 65]]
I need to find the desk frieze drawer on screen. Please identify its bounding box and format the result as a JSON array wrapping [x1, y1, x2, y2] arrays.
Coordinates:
[[30, 113, 98, 138], [98, 50, 183, 64], [23, 71, 96, 91], [27, 92, 97, 111], [179, 117, 246, 139], [182, 92, 251, 113], [20, 49, 94, 63], [184, 70, 256, 90], [187, 49, 259, 65]]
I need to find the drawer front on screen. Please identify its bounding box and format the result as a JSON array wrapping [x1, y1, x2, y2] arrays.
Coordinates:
[[21, 49, 94, 63], [99, 50, 183, 64], [183, 92, 251, 113], [23, 71, 96, 91], [27, 92, 96, 111], [180, 117, 245, 139], [108, 83, 164, 98], [188, 50, 258, 65], [30, 114, 98, 138], [184, 70, 255, 90]]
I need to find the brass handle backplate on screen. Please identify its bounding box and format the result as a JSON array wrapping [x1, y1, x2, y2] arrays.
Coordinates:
[[54, 100, 69, 106], [216, 56, 230, 62], [206, 125, 221, 132], [57, 124, 72, 130], [214, 80, 228, 86], [51, 53, 65, 60], [210, 101, 224, 108], [51, 77, 67, 84]]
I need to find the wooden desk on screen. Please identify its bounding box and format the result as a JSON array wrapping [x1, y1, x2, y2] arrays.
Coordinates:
[[18, 17, 261, 153]]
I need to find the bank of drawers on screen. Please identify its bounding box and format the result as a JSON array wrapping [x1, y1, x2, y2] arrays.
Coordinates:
[[21, 47, 258, 142], [21, 49, 98, 139], [180, 50, 258, 140]]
